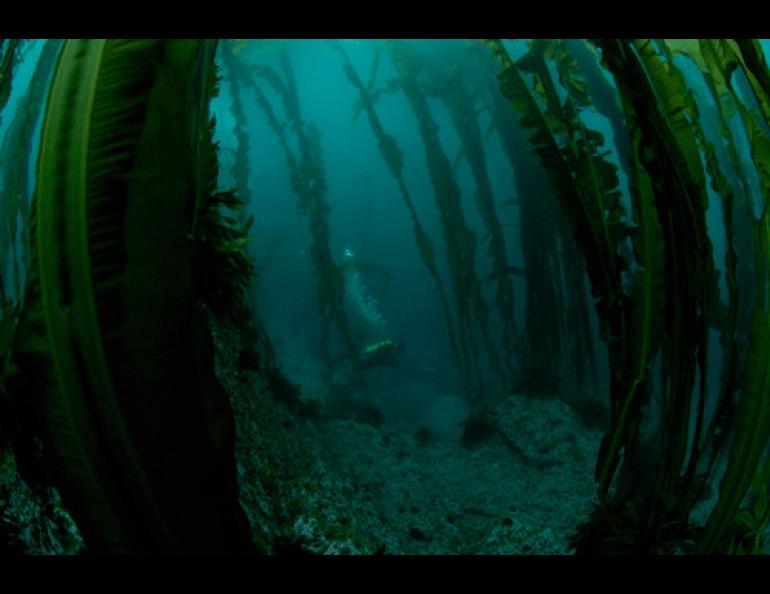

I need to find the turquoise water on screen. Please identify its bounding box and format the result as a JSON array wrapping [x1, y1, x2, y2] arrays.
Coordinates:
[[3, 38, 770, 554]]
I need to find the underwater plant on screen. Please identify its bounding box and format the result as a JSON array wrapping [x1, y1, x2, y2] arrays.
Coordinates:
[[485, 37, 770, 554], [220, 41, 252, 207], [471, 42, 597, 397], [5, 39, 252, 553], [329, 40, 465, 386], [422, 43, 519, 385], [4, 36, 770, 557], [488, 37, 770, 554], [223, 44, 362, 389], [389, 40, 502, 404]]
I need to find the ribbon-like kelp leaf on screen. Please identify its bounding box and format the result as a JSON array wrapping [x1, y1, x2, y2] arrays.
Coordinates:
[[630, 40, 718, 505], [732, 39, 770, 126], [693, 40, 756, 218], [489, 39, 627, 336], [588, 41, 716, 508], [655, 41, 746, 503], [598, 110, 666, 496], [666, 38, 770, 553], [564, 39, 632, 178], [688, 43, 762, 451], [701, 305, 770, 553], [11, 39, 252, 553], [471, 42, 570, 396], [571, 39, 740, 555], [490, 39, 650, 494], [487, 40, 629, 406]]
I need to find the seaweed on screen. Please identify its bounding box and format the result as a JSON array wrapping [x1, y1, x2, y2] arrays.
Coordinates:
[[422, 43, 519, 385], [563, 39, 632, 178], [486, 38, 715, 550], [10, 40, 251, 553], [555, 37, 770, 554], [472, 44, 573, 396], [488, 39, 631, 411], [328, 40, 465, 390], [219, 40, 252, 209], [692, 39, 770, 553], [227, 45, 361, 387], [388, 40, 493, 403]]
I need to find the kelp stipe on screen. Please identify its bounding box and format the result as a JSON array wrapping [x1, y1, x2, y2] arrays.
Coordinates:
[[487, 39, 631, 407], [9, 39, 252, 553], [472, 46, 570, 397], [422, 43, 519, 386], [223, 45, 362, 389], [220, 41, 252, 208], [328, 40, 465, 393], [488, 38, 730, 552], [389, 40, 493, 403], [491, 37, 770, 554]]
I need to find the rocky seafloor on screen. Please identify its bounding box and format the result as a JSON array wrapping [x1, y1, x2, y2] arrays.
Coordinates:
[[213, 315, 605, 554], [9, 311, 764, 555]]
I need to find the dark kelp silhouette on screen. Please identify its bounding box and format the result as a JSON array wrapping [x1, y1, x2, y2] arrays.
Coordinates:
[[3, 37, 770, 555], [328, 40, 466, 393], [486, 37, 770, 553], [224, 45, 362, 389], [7, 40, 252, 553]]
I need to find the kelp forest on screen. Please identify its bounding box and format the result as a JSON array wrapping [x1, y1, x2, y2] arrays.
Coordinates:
[[1, 38, 770, 555]]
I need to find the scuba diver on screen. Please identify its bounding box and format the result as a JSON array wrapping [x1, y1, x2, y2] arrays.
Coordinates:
[[339, 248, 404, 371], [360, 339, 405, 370]]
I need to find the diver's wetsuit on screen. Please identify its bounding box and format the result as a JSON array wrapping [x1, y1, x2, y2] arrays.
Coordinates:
[[360, 340, 404, 370]]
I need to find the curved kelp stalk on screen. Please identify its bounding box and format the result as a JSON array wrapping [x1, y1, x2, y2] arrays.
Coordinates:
[[487, 40, 633, 429], [423, 44, 518, 385], [657, 43, 766, 499], [388, 40, 490, 402], [219, 41, 252, 210], [683, 38, 770, 553], [645, 42, 770, 551], [520, 41, 609, 399], [471, 44, 577, 397], [621, 40, 716, 509], [10, 39, 252, 553], [562, 38, 735, 553], [328, 41, 464, 388], [229, 47, 361, 386], [654, 40, 746, 505]]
